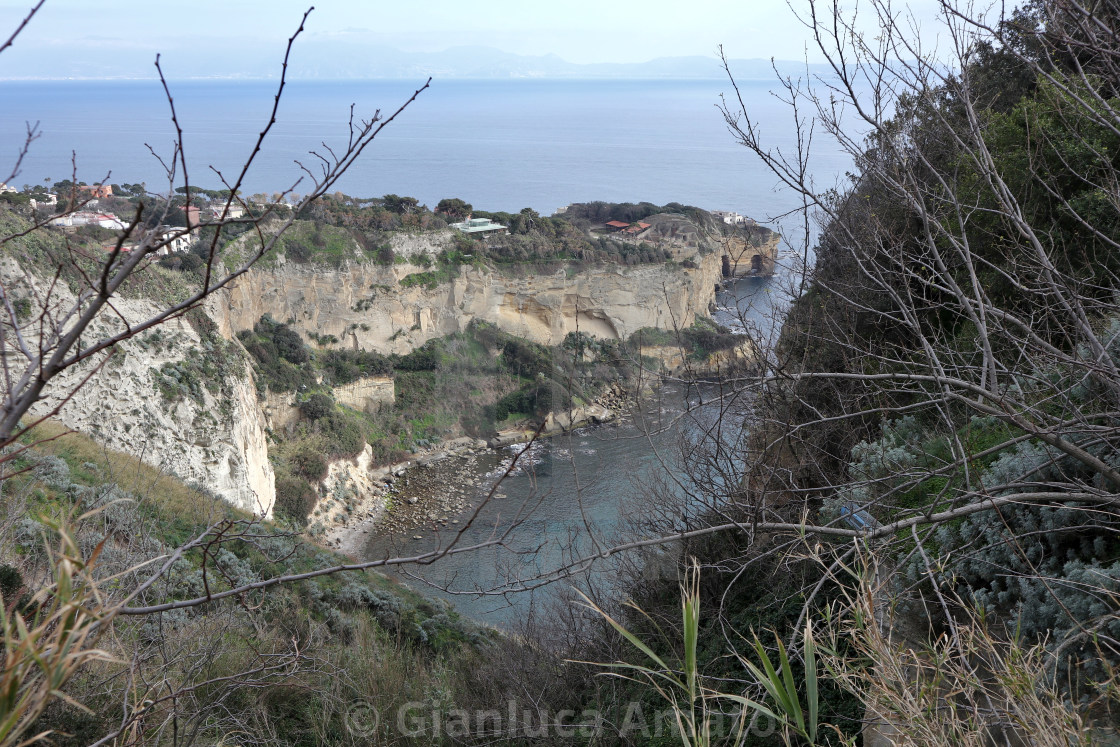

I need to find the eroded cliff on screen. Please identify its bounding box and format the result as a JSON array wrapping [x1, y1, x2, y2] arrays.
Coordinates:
[[0, 255, 277, 517], [3, 208, 756, 520], [215, 249, 724, 354]]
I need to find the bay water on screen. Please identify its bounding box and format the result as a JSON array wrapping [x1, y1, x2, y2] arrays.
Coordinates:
[[362, 306, 765, 628], [1, 76, 852, 624]]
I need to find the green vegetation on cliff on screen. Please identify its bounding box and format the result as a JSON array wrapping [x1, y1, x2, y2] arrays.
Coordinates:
[[535, 4, 1120, 744], [239, 316, 665, 526], [248, 196, 721, 273], [239, 309, 747, 527], [0, 423, 530, 746], [605, 2, 1120, 740]]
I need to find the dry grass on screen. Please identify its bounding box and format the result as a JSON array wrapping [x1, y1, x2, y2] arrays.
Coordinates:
[[22, 420, 248, 530], [819, 558, 1102, 747]]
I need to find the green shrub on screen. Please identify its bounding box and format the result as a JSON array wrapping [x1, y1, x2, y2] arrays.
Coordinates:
[[275, 476, 317, 525], [275, 221, 359, 267], [500, 338, 553, 379], [399, 268, 453, 289], [240, 317, 317, 392], [320, 348, 392, 385], [494, 382, 554, 421], [0, 563, 23, 600], [270, 325, 308, 364], [12, 297, 32, 321], [320, 410, 366, 458], [392, 341, 440, 371], [290, 444, 328, 482], [299, 393, 334, 421], [179, 253, 203, 273]]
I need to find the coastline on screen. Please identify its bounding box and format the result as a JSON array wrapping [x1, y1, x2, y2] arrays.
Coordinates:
[[320, 443, 486, 556], [318, 382, 634, 556]]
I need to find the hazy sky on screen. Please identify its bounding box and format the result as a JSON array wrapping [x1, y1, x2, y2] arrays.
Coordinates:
[[0, 0, 951, 75]]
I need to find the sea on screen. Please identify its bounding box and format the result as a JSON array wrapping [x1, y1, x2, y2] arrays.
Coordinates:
[[0, 78, 853, 222], [0, 77, 857, 627]]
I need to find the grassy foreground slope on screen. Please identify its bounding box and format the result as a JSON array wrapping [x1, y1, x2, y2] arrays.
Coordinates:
[[2, 422, 568, 745]]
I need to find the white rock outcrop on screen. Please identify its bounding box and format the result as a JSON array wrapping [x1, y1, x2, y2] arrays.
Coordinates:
[[1, 257, 276, 517], [388, 229, 454, 260], [316, 443, 386, 526], [27, 332, 276, 517], [332, 376, 394, 413]]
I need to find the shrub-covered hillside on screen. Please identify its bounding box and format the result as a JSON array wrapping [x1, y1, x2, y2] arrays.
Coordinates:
[[0, 423, 540, 746], [563, 2, 1120, 744]]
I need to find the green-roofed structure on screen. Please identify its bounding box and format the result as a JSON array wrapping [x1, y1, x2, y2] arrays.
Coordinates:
[[450, 217, 508, 235]]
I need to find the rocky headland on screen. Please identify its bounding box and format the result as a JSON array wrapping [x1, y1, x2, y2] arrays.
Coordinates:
[[4, 202, 775, 538]]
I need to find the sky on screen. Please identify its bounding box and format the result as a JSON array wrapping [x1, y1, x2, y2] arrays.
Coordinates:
[[0, 0, 952, 77]]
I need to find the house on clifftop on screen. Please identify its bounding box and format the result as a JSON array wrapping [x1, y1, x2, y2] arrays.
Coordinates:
[[79, 184, 113, 200], [712, 210, 756, 226], [450, 217, 508, 235]]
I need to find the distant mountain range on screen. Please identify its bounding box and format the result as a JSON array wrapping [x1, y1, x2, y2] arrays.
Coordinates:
[[1, 41, 833, 81], [283, 44, 833, 81]]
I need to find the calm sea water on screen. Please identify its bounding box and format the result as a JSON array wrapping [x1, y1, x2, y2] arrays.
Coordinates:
[[1, 77, 853, 625], [363, 379, 755, 627], [0, 78, 851, 220]]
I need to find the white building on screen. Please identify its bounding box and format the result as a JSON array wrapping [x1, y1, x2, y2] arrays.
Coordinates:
[[207, 204, 245, 220], [103, 226, 194, 257], [154, 226, 195, 255], [0, 183, 16, 194], [711, 210, 747, 225], [30, 193, 57, 210], [49, 212, 126, 230], [450, 217, 508, 235]]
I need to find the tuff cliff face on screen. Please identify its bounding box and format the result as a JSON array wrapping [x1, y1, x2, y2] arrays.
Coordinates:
[[215, 250, 725, 354], [260, 376, 393, 434], [0, 257, 277, 517], [0, 196, 785, 531], [6, 212, 760, 518], [332, 376, 394, 414], [721, 231, 782, 278], [2, 242, 723, 520], [35, 342, 277, 518]]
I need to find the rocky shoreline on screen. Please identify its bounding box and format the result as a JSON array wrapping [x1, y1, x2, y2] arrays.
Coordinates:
[[320, 382, 638, 556], [321, 448, 498, 555]]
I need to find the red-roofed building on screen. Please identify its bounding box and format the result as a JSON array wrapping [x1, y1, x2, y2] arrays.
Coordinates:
[[624, 221, 651, 234], [79, 185, 113, 199], [604, 220, 630, 231]]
